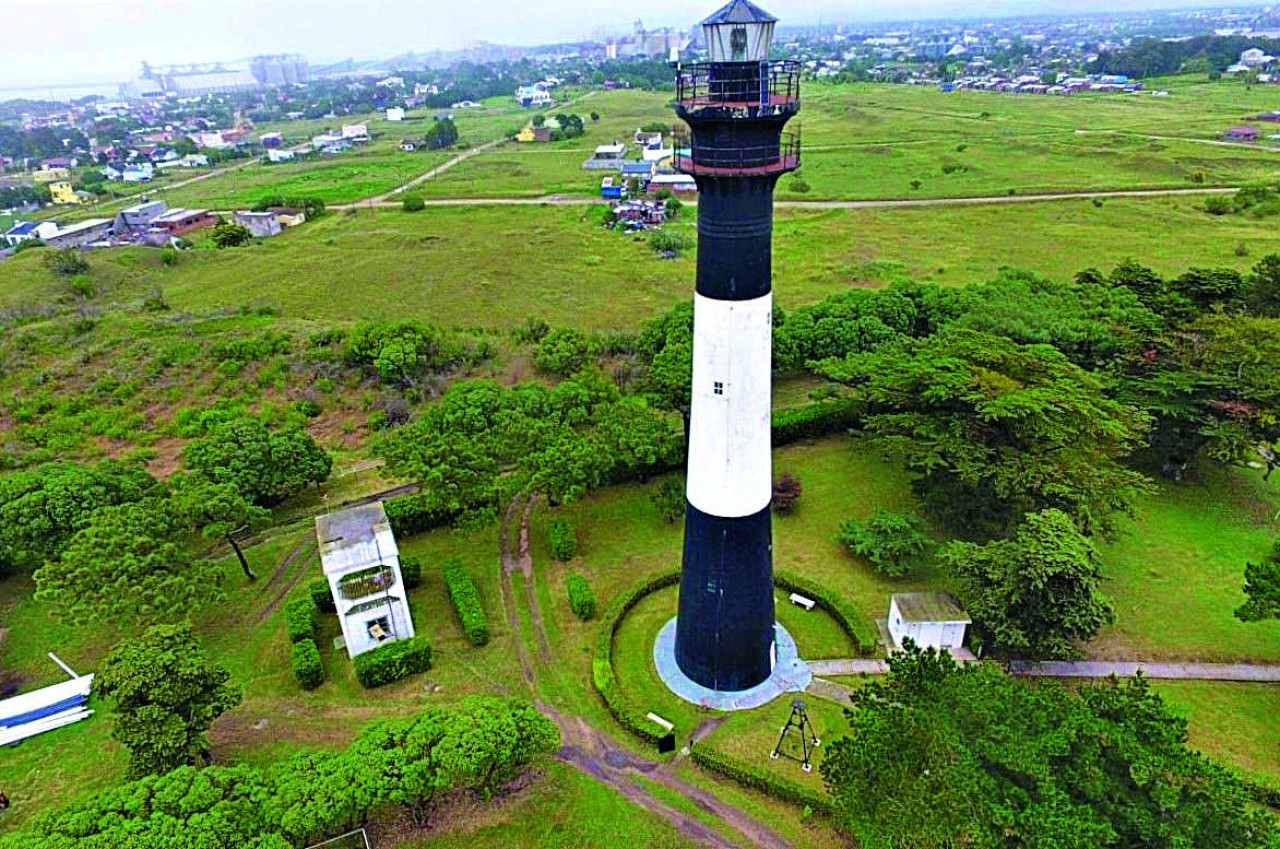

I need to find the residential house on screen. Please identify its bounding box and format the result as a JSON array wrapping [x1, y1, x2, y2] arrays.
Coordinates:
[[341, 123, 369, 141], [193, 130, 227, 148], [48, 182, 82, 205], [583, 142, 628, 170], [234, 210, 282, 238], [267, 148, 296, 163], [621, 160, 656, 186], [3, 220, 59, 247], [115, 199, 169, 233], [642, 142, 674, 163], [1224, 126, 1260, 142], [1240, 47, 1277, 69], [311, 134, 349, 154], [515, 84, 553, 108], [634, 129, 663, 146], [386, 107, 406, 122], [268, 206, 306, 227], [122, 165, 154, 183], [151, 208, 215, 235], [46, 218, 114, 248], [601, 177, 627, 199], [40, 157, 78, 169], [612, 198, 667, 228], [32, 167, 71, 183], [451, 100, 480, 108], [259, 132, 284, 148], [647, 173, 697, 194]]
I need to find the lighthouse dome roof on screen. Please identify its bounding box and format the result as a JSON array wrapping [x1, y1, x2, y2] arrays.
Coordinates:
[[700, 0, 777, 26]]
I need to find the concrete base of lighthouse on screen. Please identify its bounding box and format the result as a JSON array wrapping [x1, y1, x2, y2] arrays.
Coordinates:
[[654, 618, 812, 711]]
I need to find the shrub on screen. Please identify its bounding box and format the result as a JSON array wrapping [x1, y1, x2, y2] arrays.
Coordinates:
[[1189, 168, 1208, 183], [1236, 242, 1250, 257], [648, 227, 693, 255], [567, 573, 596, 620], [650, 477, 685, 522], [774, 571, 878, 655], [772, 471, 803, 514], [211, 221, 252, 248], [441, 557, 489, 646], [513, 316, 551, 344], [309, 577, 335, 613], [45, 247, 90, 277], [285, 597, 317, 643], [12, 238, 45, 254], [352, 635, 432, 688], [402, 196, 425, 212], [536, 327, 594, 376], [67, 274, 95, 299], [909, 179, 922, 190], [291, 638, 323, 690], [160, 247, 179, 266], [592, 570, 681, 744], [1203, 195, 1233, 215], [836, 508, 934, 578], [690, 746, 832, 815], [400, 554, 422, 589], [771, 400, 862, 446], [384, 493, 459, 535], [788, 175, 811, 193], [548, 517, 577, 561], [293, 398, 322, 418]]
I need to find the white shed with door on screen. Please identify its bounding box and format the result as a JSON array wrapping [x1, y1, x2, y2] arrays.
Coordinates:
[[888, 593, 970, 650], [317, 502, 416, 658]]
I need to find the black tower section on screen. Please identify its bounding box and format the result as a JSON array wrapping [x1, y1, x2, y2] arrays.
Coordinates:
[[672, 58, 800, 692]]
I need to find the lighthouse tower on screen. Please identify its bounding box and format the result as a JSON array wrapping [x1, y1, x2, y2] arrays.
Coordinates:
[[672, 0, 800, 693]]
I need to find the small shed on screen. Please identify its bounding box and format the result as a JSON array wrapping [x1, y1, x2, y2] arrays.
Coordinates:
[[317, 502, 416, 658], [1224, 126, 1260, 142], [887, 593, 970, 650]]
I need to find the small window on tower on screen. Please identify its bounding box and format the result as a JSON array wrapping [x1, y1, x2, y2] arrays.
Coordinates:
[[713, 381, 724, 395]]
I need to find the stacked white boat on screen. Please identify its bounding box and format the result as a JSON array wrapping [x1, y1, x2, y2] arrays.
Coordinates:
[[0, 670, 94, 746]]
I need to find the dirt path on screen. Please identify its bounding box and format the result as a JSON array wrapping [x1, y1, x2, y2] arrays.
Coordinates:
[[253, 538, 318, 624], [809, 657, 1280, 682], [498, 495, 536, 688], [516, 495, 553, 664]]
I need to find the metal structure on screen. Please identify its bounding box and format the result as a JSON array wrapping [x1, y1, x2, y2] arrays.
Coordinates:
[[770, 698, 820, 772], [671, 0, 801, 693], [304, 827, 372, 849]]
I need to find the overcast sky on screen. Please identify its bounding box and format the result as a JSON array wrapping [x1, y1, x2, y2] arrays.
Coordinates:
[[0, 0, 1258, 89]]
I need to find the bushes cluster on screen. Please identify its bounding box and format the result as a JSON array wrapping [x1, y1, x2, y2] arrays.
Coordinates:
[[402, 196, 425, 212], [567, 573, 596, 620], [352, 635, 433, 688], [440, 557, 489, 646], [591, 570, 681, 745], [291, 638, 323, 690], [535, 328, 594, 376], [309, 577, 335, 613], [284, 596, 316, 643], [690, 746, 832, 816], [648, 227, 693, 255], [547, 517, 577, 561], [772, 400, 862, 446], [384, 493, 459, 536], [400, 554, 423, 589], [774, 570, 878, 656]]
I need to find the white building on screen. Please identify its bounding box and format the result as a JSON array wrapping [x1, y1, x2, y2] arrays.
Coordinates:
[[267, 148, 296, 163], [386, 107, 406, 122], [317, 503, 416, 658], [887, 593, 970, 650], [341, 123, 369, 140]]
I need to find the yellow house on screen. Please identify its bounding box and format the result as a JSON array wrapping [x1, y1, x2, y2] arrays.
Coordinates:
[[33, 167, 71, 183], [49, 181, 82, 205]]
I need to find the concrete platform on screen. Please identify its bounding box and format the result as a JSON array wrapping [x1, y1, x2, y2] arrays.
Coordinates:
[[654, 617, 812, 711]]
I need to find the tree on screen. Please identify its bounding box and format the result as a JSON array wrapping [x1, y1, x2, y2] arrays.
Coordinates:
[[1248, 253, 1280, 317], [941, 508, 1113, 659], [0, 460, 156, 575], [170, 474, 272, 580], [821, 642, 1279, 849], [95, 623, 242, 778], [650, 477, 685, 523], [184, 416, 331, 506], [836, 508, 933, 577], [210, 221, 252, 248], [33, 499, 223, 623], [535, 327, 594, 376], [1235, 538, 1280, 622], [816, 329, 1153, 538]]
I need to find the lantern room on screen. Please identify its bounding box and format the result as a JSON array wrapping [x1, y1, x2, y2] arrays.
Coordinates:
[[701, 0, 777, 63]]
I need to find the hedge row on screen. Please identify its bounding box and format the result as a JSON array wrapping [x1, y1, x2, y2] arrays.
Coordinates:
[[775, 570, 878, 656], [591, 570, 681, 746], [400, 554, 423, 589], [353, 635, 433, 688], [309, 577, 335, 613], [291, 639, 323, 690], [567, 573, 596, 621], [771, 400, 862, 447], [690, 745, 833, 817], [548, 518, 577, 561], [285, 597, 317, 643], [384, 494, 461, 536], [440, 557, 489, 646]]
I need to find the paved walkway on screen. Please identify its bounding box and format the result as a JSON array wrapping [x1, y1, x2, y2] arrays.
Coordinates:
[[807, 658, 1280, 682]]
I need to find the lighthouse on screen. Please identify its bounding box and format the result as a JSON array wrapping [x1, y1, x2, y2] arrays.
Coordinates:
[[670, 0, 801, 693]]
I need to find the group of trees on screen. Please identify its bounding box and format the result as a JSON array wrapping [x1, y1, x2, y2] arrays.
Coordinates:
[[822, 644, 1279, 849], [376, 373, 683, 519], [0, 695, 559, 849], [421, 116, 460, 150], [342, 318, 494, 388], [1, 415, 330, 622], [1092, 34, 1280, 78]]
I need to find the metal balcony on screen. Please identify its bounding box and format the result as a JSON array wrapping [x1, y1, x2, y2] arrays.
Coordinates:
[[675, 60, 801, 118], [672, 130, 800, 176]]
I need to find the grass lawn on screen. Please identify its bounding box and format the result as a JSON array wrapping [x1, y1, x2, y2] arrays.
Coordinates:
[[1153, 680, 1280, 791]]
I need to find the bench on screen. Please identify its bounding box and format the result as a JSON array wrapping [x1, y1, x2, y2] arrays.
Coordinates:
[[788, 592, 815, 611], [646, 712, 674, 733]]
